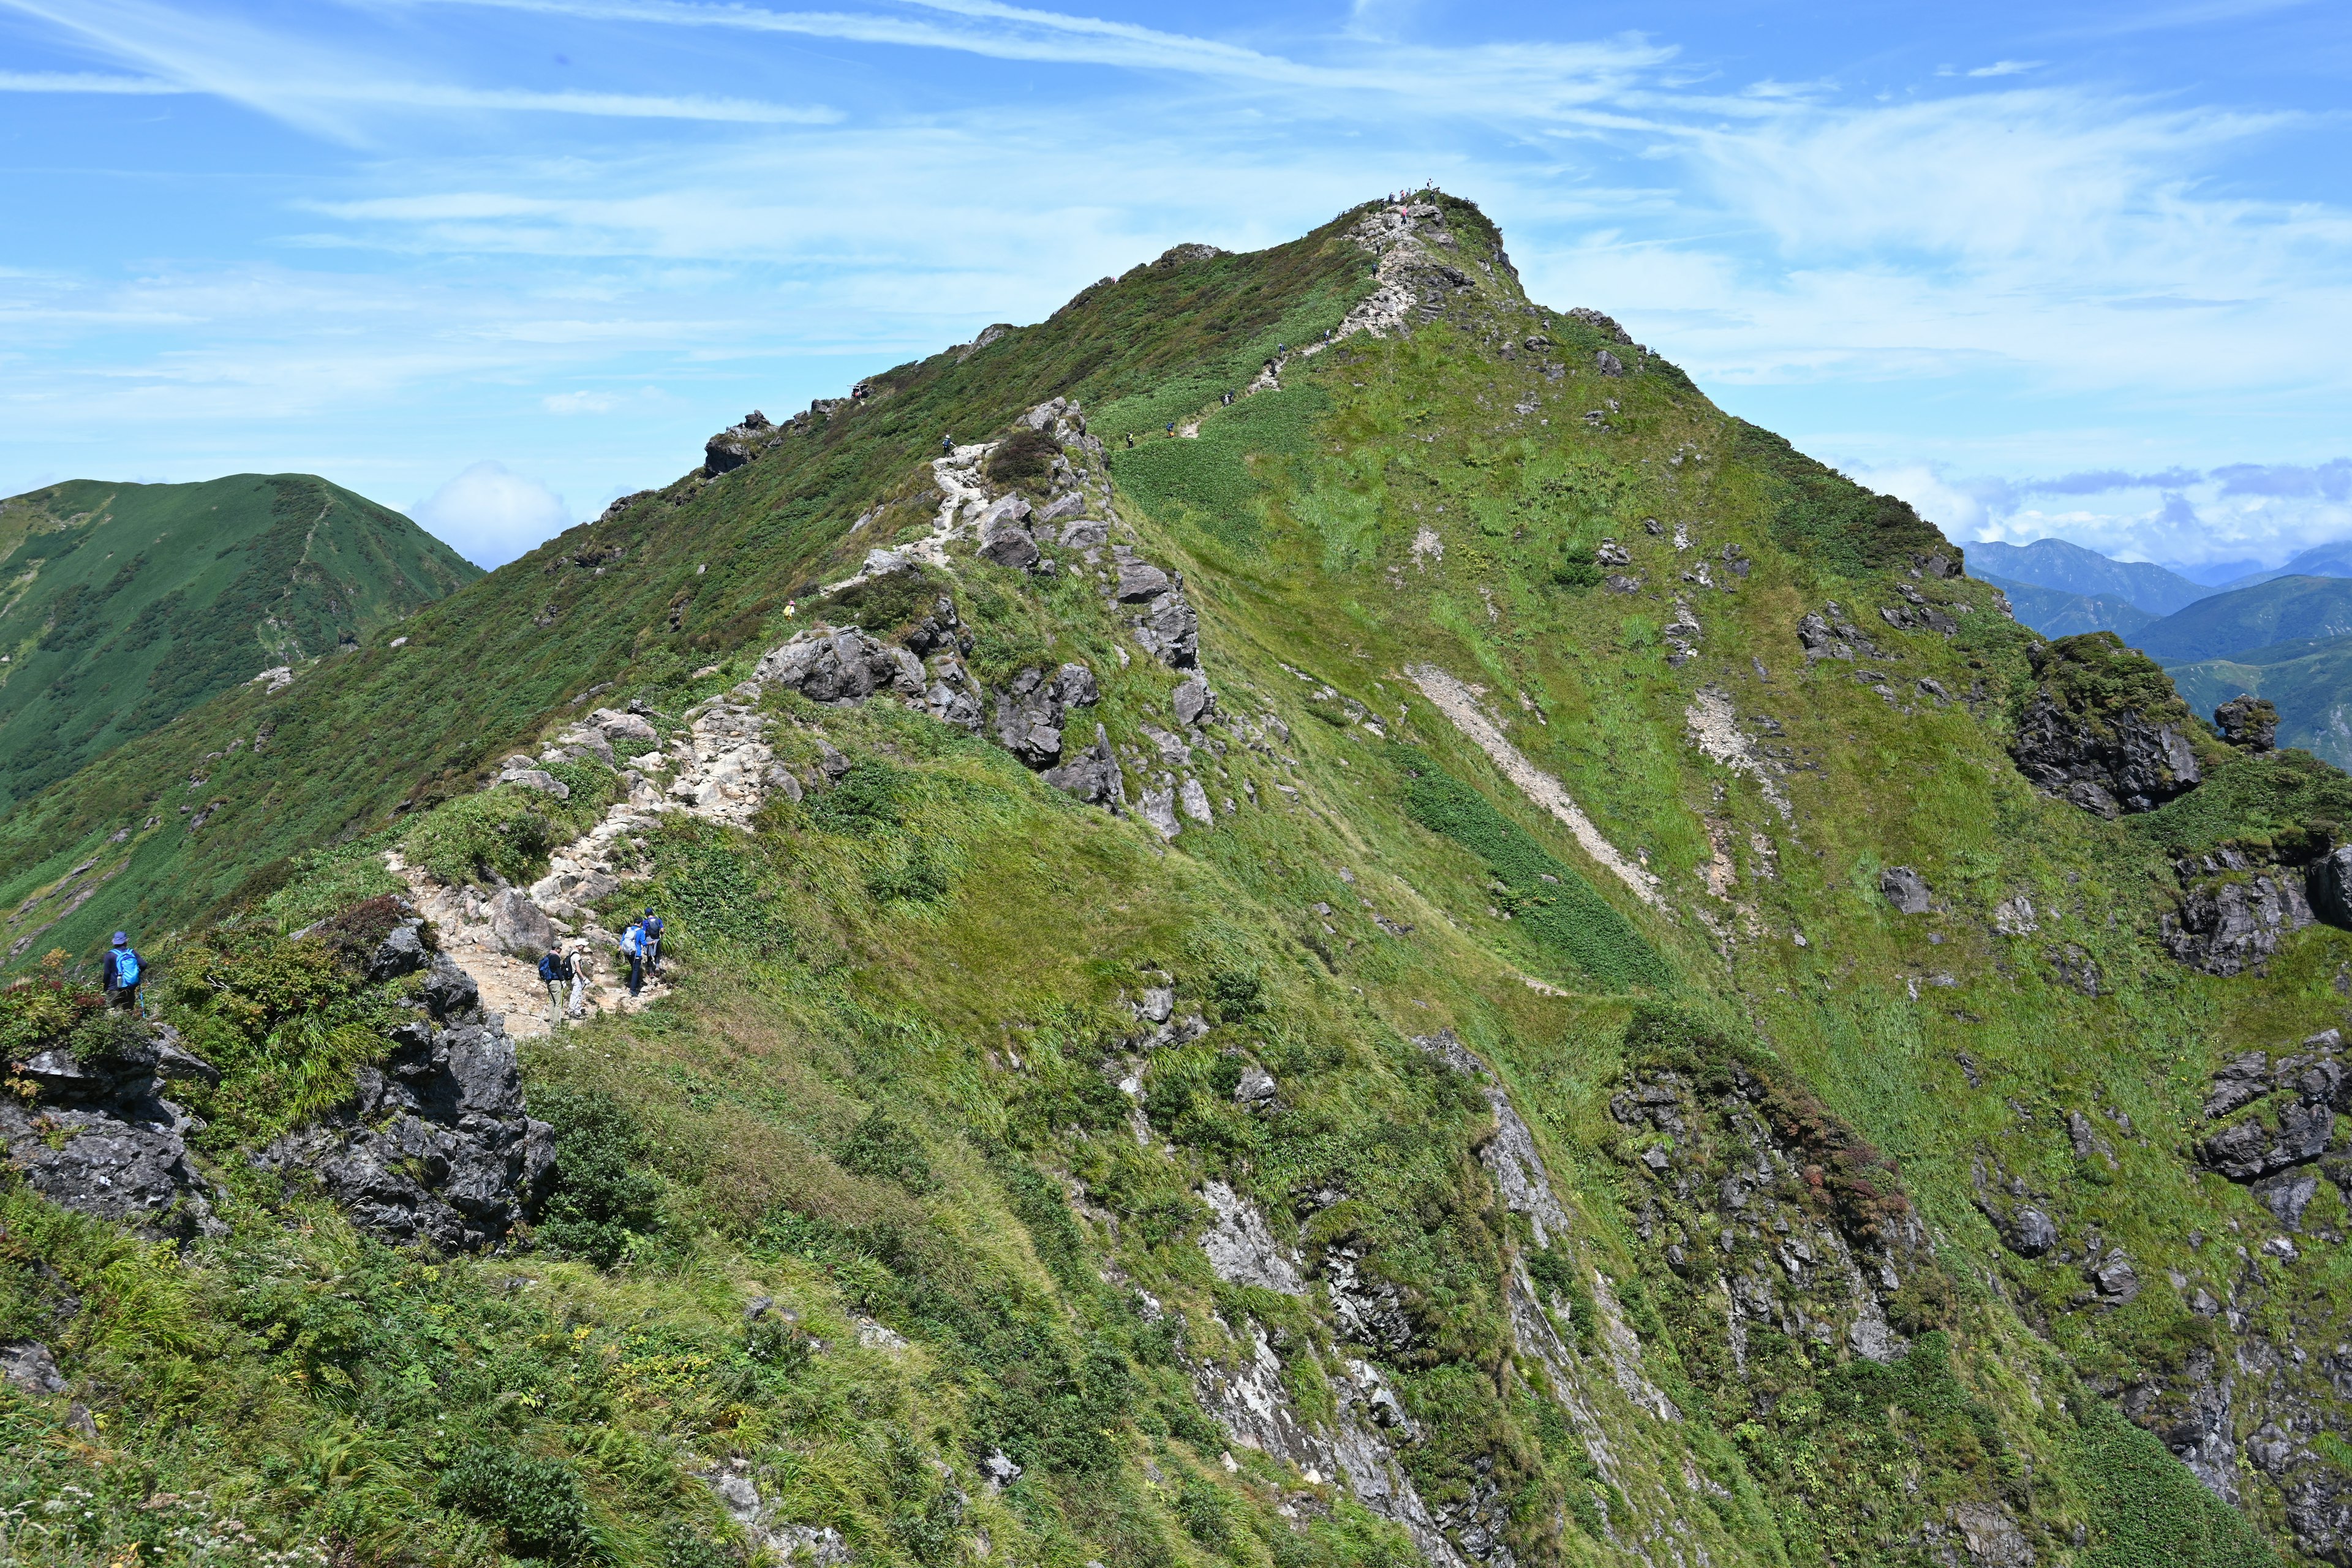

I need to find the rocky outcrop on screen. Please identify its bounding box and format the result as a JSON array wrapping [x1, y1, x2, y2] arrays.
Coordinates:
[[1110, 546, 1200, 669], [2013, 692, 2202, 817], [2010, 635, 2205, 817], [755, 627, 926, 706], [2215, 695, 2279, 751], [258, 938, 553, 1252], [1880, 865, 1931, 914], [0, 1022, 223, 1243], [1041, 723, 1125, 810], [704, 410, 778, 477], [2307, 845, 2352, 930], [2195, 1031, 2346, 1195], [990, 663, 1099, 769], [2162, 850, 2315, 975]]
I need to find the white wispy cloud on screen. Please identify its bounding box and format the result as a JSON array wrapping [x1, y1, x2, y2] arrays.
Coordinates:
[[0, 69, 181, 91]]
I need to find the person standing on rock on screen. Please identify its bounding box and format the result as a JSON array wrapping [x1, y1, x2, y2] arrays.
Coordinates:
[[537, 947, 573, 1025], [641, 908, 665, 975], [620, 919, 647, 997], [100, 932, 144, 1013]]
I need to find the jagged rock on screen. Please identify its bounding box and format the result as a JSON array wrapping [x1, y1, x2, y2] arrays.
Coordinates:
[[1060, 518, 1110, 551], [1173, 679, 1214, 728], [2307, 846, 2352, 930], [1234, 1064, 1277, 1107], [0, 1023, 223, 1243], [703, 1467, 854, 1566], [2010, 638, 2203, 815], [489, 888, 558, 958], [0, 1340, 67, 1395], [2089, 1253, 2140, 1302], [981, 1450, 1022, 1489], [704, 412, 778, 477], [990, 663, 1099, 769], [257, 970, 553, 1251], [903, 595, 969, 657], [755, 627, 926, 706], [2202, 1099, 2336, 1181], [1880, 866, 1931, 914], [497, 766, 570, 799], [2215, 695, 2279, 751], [1996, 1205, 2057, 1258], [1180, 777, 1214, 825], [1041, 723, 1125, 810], [1948, 1501, 2035, 1568], [592, 707, 660, 744], [977, 494, 1039, 570], [1594, 349, 1625, 377], [1596, 540, 1631, 567], [1113, 549, 1172, 603], [2163, 854, 2314, 975], [1134, 589, 1200, 669], [1035, 490, 1086, 525], [1139, 782, 1181, 839], [1198, 1181, 1306, 1294], [1325, 1246, 1415, 1351]]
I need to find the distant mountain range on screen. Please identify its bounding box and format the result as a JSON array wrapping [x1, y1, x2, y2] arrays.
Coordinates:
[[1966, 538, 2209, 615], [1972, 533, 2352, 767]]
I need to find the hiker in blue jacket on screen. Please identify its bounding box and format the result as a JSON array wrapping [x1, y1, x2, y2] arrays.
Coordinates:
[[620, 920, 647, 997], [101, 932, 144, 1012], [641, 908, 665, 975]]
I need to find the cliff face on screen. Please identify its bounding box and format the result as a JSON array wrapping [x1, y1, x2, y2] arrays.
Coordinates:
[[1, 194, 2343, 1568]]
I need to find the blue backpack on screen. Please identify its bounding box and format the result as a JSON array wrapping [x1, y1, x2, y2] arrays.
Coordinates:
[[113, 949, 142, 987]]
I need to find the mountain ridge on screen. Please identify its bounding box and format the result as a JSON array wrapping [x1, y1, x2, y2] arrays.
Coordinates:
[[0, 192, 2340, 1568]]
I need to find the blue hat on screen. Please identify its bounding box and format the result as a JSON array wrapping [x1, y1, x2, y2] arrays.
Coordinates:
[[645, 907, 655, 915], [112, 932, 128, 945]]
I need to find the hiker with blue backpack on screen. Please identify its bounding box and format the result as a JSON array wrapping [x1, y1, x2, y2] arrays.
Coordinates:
[[641, 908, 665, 975], [102, 932, 144, 1013], [620, 919, 647, 997]]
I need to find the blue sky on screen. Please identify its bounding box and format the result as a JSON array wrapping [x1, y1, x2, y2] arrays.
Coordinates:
[[2, 0, 2346, 572]]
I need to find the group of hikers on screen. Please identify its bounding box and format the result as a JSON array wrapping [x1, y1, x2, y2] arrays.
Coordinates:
[[535, 908, 663, 1025], [91, 908, 671, 1032]]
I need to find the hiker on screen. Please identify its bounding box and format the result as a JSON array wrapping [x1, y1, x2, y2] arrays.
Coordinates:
[[941, 433, 954, 455], [641, 907, 665, 974], [785, 599, 797, 619], [100, 932, 143, 1012], [1221, 391, 1232, 406], [620, 919, 647, 997], [1125, 432, 1134, 448], [537, 947, 573, 1024], [567, 942, 592, 1017], [1165, 421, 1175, 437]]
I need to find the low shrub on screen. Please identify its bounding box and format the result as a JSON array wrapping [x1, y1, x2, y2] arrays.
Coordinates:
[[435, 1444, 592, 1561]]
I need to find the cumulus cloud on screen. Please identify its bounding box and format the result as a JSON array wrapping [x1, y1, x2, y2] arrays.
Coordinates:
[[409, 461, 571, 567]]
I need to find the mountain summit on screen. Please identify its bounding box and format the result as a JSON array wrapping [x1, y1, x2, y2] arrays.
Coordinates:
[[0, 194, 2340, 1568]]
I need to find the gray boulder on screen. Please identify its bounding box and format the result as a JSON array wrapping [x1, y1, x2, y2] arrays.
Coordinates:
[[2163, 854, 2314, 975], [1134, 589, 1200, 669], [2308, 845, 2352, 930], [489, 888, 558, 958], [592, 707, 660, 744], [0, 1023, 222, 1244], [1112, 547, 1172, 603], [976, 494, 1038, 570], [991, 663, 1099, 769], [1041, 723, 1125, 810], [755, 627, 926, 706], [0, 1341, 67, 1395], [2215, 695, 2279, 752], [1173, 679, 1215, 728], [1999, 1205, 2057, 1258], [1879, 866, 1931, 914], [1060, 518, 1110, 551]]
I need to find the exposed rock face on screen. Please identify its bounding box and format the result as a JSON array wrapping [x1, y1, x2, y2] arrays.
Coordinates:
[[1041, 723, 1125, 810], [755, 627, 926, 706], [976, 494, 1039, 571], [2013, 691, 2202, 817], [0, 1023, 223, 1243], [2215, 695, 2280, 752], [2162, 849, 2316, 975], [2196, 1031, 2346, 1188], [1110, 546, 1200, 669], [704, 410, 780, 477], [258, 940, 553, 1252], [990, 663, 1099, 769], [2307, 845, 2352, 930]]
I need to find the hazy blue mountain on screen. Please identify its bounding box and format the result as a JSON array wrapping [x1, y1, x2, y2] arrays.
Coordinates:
[[2212, 539, 2352, 593], [2134, 574, 2352, 663], [1977, 571, 2157, 640], [1965, 537, 2208, 614]]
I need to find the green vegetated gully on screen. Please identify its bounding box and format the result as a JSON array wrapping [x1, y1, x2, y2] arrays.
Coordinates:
[[0, 195, 2337, 1568]]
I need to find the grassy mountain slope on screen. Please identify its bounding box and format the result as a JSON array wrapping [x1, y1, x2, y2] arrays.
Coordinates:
[[2136, 575, 2352, 663], [2172, 634, 2352, 769], [1967, 538, 2209, 616], [1, 196, 2341, 1568], [0, 473, 480, 806], [1980, 571, 2158, 640]]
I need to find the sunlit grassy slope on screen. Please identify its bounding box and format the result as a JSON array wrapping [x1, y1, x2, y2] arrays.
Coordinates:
[[1, 195, 2335, 1568]]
